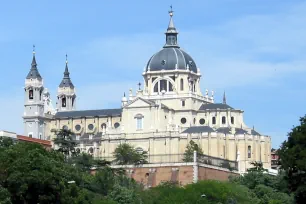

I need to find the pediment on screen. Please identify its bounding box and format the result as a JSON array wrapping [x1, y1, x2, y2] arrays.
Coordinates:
[[124, 97, 156, 108]]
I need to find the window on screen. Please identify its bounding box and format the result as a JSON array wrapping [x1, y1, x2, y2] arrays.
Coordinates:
[[248, 146, 251, 158], [199, 118, 205, 125], [28, 134, 33, 138], [193, 118, 196, 124], [160, 80, 167, 92], [114, 122, 120, 129], [212, 117, 216, 124], [101, 123, 107, 129], [88, 147, 94, 154], [136, 118, 143, 130], [29, 90, 33, 100], [62, 125, 68, 130], [62, 97, 66, 107], [39, 133, 42, 140], [231, 117, 234, 124], [88, 124, 94, 130], [180, 79, 184, 91], [181, 117, 187, 124], [75, 124, 81, 131], [222, 116, 226, 124], [181, 100, 185, 107], [76, 135, 80, 140]]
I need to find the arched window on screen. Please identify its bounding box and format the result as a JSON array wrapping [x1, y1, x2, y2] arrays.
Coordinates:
[[212, 117, 216, 125], [62, 97, 66, 107], [153, 79, 174, 93], [248, 146, 251, 158], [231, 117, 235, 124], [29, 90, 33, 100], [222, 116, 226, 124], [101, 123, 107, 129], [180, 79, 184, 91]]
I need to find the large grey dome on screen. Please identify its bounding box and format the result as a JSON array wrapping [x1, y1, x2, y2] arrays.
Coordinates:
[[145, 9, 198, 73], [146, 47, 198, 73]]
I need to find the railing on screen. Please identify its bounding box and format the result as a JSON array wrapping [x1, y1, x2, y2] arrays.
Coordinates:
[[95, 153, 238, 171], [197, 154, 238, 171]]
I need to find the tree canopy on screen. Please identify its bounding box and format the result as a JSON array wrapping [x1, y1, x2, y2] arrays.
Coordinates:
[[183, 140, 203, 162], [278, 115, 306, 203], [113, 143, 148, 165]]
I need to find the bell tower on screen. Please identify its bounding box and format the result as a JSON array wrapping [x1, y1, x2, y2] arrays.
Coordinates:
[[23, 46, 46, 139], [57, 55, 76, 111]]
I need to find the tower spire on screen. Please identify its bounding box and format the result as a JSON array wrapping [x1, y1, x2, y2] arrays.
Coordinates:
[[223, 91, 227, 104], [26, 45, 42, 80], [59, 54, 74, 88], [164, 5, 179, 48]]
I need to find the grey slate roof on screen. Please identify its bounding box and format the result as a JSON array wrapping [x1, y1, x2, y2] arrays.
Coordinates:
[[59, 63, 74, 88], [26, 55, 42, 80], [199, 103, 234, 110], [146, 47, 198, 73], [251, 129, 261, 135], [55, 108, 122, 118], [182, 126, 215, 134], [216, 127, 231, 134]]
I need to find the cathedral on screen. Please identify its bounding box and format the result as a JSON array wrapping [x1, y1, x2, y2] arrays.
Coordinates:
[[23, 10, 271, 172]]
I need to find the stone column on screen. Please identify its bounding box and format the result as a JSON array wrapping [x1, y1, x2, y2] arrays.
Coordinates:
[[193, 151, 198, 183]]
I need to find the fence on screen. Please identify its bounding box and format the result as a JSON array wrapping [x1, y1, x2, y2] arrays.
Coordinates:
[[96, 152, 238, 171]]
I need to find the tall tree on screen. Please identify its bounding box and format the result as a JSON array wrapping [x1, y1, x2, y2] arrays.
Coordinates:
[[52, 129, 77, 160], [278, 115, 306, 203], [113, 143, 148, 165], [183, 140, 203, 162]]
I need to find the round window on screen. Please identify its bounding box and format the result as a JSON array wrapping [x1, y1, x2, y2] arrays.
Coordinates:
[[62, 125, 68, 130], [181, 118, 187, 124], [75, 124, 81, 131], [88, 124, 94, 130], [199, 118, 205, 125], [114, 122, 120, 128], [101, 123, 107, 129]]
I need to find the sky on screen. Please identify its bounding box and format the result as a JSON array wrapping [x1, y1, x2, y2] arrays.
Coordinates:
[[0, 0, 306, 148]]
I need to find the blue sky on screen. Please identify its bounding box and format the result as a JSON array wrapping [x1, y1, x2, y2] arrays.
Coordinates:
[[1, 0, 306, 148]]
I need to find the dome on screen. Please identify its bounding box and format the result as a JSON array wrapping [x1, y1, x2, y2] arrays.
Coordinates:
[[146, 47, 198, 73]]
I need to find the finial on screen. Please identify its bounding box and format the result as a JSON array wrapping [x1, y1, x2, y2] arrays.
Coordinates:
[[138, 82, 141, 90], [65, 53, 68, 64], [169, 5, 174, 17], [32, 44, 36, 55], [223, 91, 227, 104]]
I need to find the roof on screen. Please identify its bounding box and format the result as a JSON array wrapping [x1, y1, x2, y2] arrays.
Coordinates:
[[182, 126, 215, 133], [146, 47, 198, 73], [54, 109, 122, 118], [26, 55, 42, 80], [17, 135, 51, 147], [199, 103, 234, 110], [59, 62, 74, 88], [182, 126, 259, 135]]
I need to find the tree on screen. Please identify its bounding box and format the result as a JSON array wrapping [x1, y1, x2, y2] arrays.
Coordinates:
[[0, 142, 90, 204], [52, 129, 77, 160], [182, 140, 203, 162], [278, 115, 306, 203], [248, 161, 268, 172], [0, 137, 14, 148], [113, 143, 148, 165]]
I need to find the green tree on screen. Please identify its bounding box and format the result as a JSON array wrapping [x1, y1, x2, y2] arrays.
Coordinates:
[[278, 115, 306, 203], [52, 128, 77, 160], [248, 161, 268, 172], [182, 140, 203, 162], [0, 137, 14, 148], [0, 142, 90, 204], [113, 143, 148, 165], [0, 185, 11, 204]]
